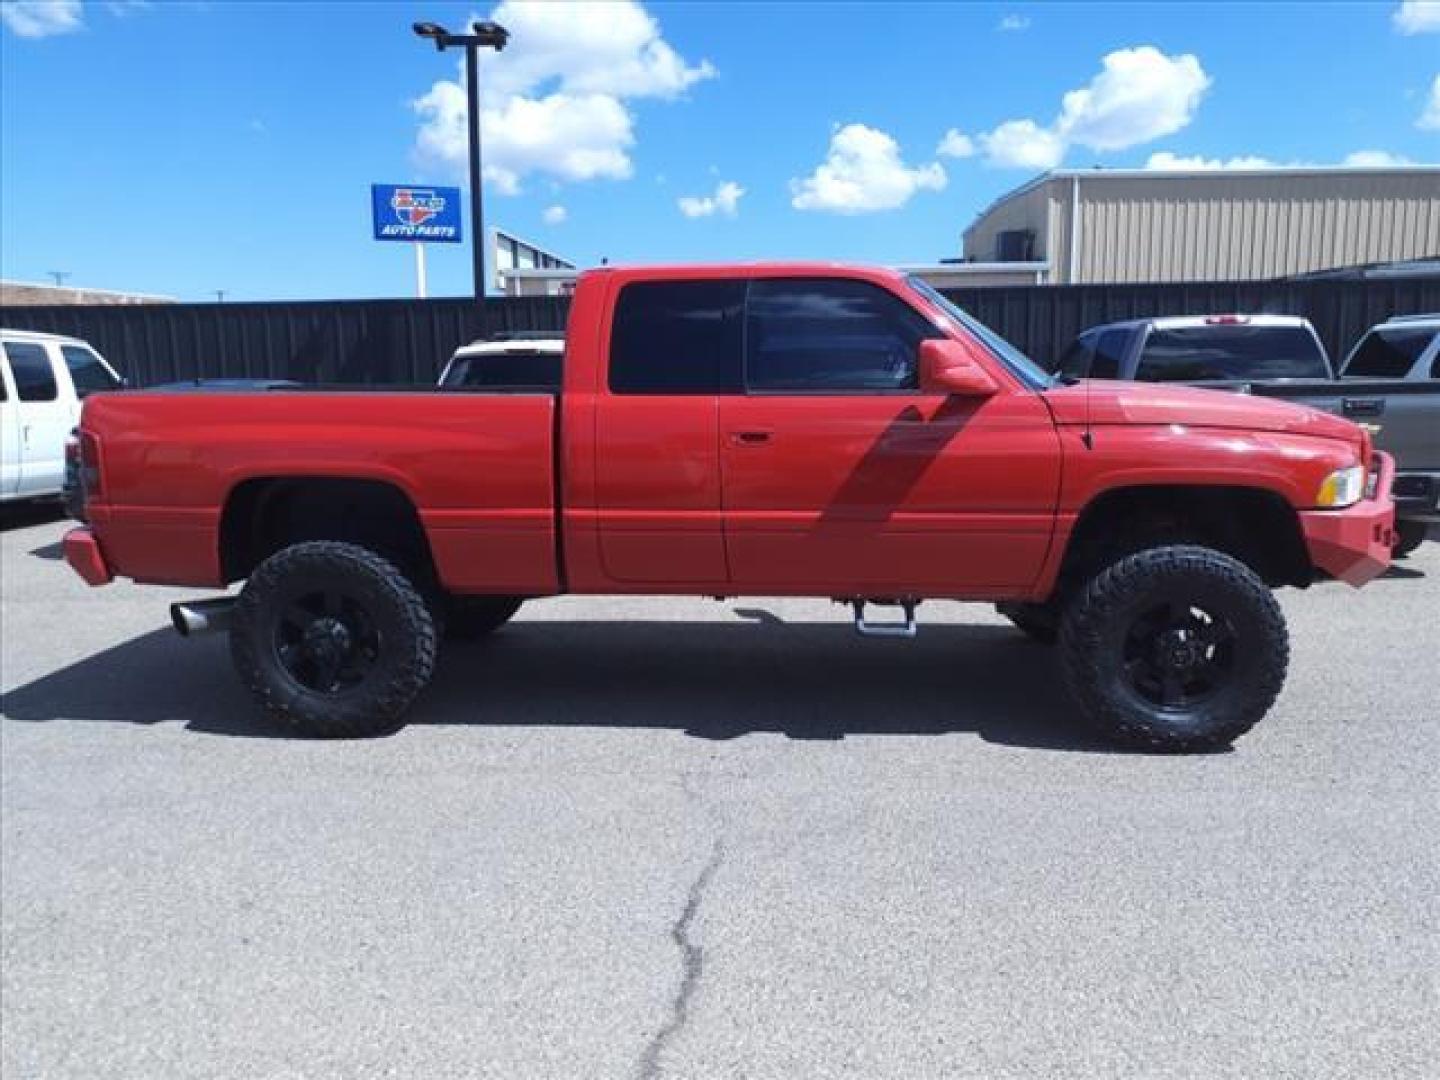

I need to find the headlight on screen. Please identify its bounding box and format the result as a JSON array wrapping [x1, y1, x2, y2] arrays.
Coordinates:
[[1316, 464, 1366, 508]]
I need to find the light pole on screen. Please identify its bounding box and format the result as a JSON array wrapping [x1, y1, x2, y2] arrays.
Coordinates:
[[413, 19, 509, 321]]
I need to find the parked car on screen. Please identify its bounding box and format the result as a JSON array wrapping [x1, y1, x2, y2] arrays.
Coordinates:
[[1053, 314, 1332, 383], [1307, 313, 1439, 555], [62, 264, 1396, 752], [1055, 313, 1439, 555], [1, 329, 123, 504], [438, 333, 564, 391]]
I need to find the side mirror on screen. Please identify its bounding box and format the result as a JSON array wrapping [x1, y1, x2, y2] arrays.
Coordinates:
[[919, 339, 999, 397]]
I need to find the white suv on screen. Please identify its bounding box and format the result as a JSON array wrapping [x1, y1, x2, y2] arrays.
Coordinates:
[[1, 329, 124, 502]]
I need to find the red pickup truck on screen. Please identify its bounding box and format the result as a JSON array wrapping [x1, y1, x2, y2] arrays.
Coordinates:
[[63, 264, 1396, 750]]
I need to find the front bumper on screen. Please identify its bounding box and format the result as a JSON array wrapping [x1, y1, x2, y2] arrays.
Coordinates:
[[1298, 451, 1396, 588], [63, 527, 114, 587]]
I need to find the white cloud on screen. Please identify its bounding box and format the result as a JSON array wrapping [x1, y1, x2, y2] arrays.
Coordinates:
[[677, 179, 745, 218], [980, 46, 1210, 168], [1, 0, 83, 37], [790, 124, 947, 213], [1393, 1, 1440, 34], [1343, 149, 1414, 166], [542, 205, 568, 225], [1147, 150, 1424, 170], [936, 129, 976, 158], [1420, 74, 1440, 130], [997, 14, 1031, 31], [1056, 46, 1210, 151], [1147, 151, 1280, 170], [981, 120, 1066, 169], [413, 2, 714, 194]]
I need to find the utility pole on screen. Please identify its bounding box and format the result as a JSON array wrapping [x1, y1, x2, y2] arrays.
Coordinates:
[[413, 19, 510, 332], [47, 271, 70, 287]]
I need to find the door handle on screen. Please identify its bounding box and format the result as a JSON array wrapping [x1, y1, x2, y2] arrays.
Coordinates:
[[729, 430, 772, 446], [1342, 398, 1385, 418]]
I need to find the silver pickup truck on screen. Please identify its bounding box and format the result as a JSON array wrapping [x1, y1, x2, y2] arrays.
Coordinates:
[[1055, 313, 1440, 555], [1253, 315, 1438, 555]]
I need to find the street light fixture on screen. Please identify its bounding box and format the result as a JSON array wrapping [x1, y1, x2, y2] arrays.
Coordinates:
[[412, 19, 509, 315]]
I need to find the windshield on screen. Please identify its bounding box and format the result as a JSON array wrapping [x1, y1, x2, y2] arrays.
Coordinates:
[[905, 275, 1054, 390]]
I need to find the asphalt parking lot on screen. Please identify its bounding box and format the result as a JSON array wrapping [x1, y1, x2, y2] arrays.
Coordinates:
[[2, 507, 1437, 1079]]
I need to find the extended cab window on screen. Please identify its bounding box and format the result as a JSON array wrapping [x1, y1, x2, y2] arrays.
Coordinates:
[[745, 279, 936, 392], [1137, 326, 1327, 382], [1344, 327, 1434, 378], [609, 280, 744, 394], [3, 342, 58, 402], [60, 345, 121, 395]]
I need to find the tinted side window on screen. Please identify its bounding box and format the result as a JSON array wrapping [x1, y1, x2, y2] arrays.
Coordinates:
[[746, 279, 937, 392], [609, 281, 744, 394], [1344, 328, 1434, 378], [1057, 334, 1094, 378], [60, 345, 121, 394], [1091, 330, 1130, 379], [3, 343, 58, 402], [1136, 326, 1327, 382]]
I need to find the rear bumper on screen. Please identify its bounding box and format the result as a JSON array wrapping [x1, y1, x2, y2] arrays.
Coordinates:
[[1298, 451, 1396, 588], [63, 527, 114, 587]]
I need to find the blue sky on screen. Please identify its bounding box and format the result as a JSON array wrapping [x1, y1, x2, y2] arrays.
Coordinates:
[[2, 0, 1437, 301]]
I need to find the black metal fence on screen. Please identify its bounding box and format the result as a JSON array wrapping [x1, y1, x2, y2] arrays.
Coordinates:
[[3, 277, 1436, 386]]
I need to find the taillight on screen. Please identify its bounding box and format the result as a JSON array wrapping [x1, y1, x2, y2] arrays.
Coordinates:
[[79, 431, 103, 502], [1204, 314, 1251, 325]]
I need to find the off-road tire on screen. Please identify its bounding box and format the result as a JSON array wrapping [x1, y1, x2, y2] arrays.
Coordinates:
[[444, 596, 524, 641], [1059, 544, 1288, 752], [996, 601, 1059, 644], [230, 541, 437, 737], [1393, 521, 1426, 559]]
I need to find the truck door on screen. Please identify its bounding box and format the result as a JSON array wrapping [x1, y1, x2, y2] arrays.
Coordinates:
[[590, 279, 743, 587], [719, 277, 1061, 597], [2, 341, 70, 498]]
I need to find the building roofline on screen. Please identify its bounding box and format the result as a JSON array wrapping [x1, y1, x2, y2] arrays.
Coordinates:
[[963, 163, 1440, 239], [0, 278, 176, 302]]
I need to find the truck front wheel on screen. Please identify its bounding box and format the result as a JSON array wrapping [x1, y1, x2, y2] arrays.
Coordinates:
[[230, 541, 438, 737], [1059, 545, 1289, 752]]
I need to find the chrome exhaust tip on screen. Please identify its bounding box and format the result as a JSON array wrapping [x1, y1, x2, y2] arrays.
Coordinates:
[[170, 598, 236, 637]]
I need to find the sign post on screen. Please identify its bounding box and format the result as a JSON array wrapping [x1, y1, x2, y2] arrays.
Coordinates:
[[371, 184, 462, 298]]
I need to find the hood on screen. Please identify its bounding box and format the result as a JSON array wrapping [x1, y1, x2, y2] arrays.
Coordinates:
[[1044, 380, 1361, 444]]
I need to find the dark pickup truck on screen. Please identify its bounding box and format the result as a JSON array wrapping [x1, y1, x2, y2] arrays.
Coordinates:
[[1056, 313, 1440, 554]]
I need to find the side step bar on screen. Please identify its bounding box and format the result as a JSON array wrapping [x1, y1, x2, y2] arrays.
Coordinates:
[[171, 598, 236, 637], [849, 599, 918, 639]]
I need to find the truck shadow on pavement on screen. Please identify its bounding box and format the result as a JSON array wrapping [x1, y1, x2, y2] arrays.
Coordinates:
[[1, 614, 1145, 753]]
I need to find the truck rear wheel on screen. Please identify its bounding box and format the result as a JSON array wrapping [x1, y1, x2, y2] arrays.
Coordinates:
[[1059, 545, 1288, 752], [230, 541, 437, 737]]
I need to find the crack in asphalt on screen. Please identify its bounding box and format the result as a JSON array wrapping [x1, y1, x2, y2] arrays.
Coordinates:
[[635, 828, 726, 1080]]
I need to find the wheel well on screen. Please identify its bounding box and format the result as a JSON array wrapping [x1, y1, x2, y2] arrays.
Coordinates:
[[219, 477, 435, 585], [1057, 485, 1311, 597]]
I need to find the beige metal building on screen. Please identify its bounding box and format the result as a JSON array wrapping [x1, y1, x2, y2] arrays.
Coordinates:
[[962, 166, 1440, 284], [0, 280, 174, 306]]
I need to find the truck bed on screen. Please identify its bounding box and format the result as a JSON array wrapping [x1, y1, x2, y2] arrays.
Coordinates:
[[80, 390, 561, 593]]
